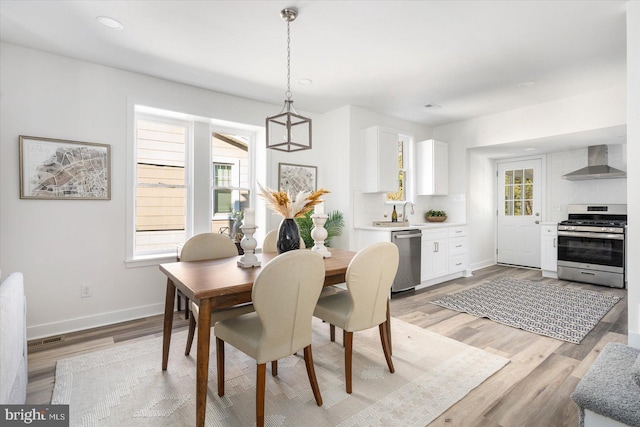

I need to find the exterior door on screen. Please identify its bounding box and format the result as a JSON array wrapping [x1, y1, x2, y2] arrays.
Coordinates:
[[497, 158, 543, 268]]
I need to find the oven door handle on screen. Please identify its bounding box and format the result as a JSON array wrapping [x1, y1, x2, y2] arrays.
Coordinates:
[[557, 231, 625, 240]]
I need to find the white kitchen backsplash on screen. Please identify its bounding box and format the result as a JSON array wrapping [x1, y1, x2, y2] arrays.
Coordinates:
[[352, 191, 467, 226]]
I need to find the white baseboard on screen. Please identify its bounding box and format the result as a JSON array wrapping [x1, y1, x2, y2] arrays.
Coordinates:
[[628, 331, 640, 349], [584, 409, 628, 427], [27, 302, 166, 340], [470, 259, 495, 272]]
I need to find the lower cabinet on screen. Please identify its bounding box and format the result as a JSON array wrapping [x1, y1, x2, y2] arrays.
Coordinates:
[[355, 224, 470, 289], [421, 229, 449, 281], [421, 225, 469, 284], [541, 224, 558, 278]]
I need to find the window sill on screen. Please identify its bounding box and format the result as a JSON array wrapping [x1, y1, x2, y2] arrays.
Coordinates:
[[125, 253, 177, 268]]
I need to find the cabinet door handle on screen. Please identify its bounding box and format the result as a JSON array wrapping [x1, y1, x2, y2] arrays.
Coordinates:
[[553, 238, 556, 248], [455, 244, 462, 248]]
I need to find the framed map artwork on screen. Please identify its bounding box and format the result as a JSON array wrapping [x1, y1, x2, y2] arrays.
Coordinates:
[[19, 135, 111, 200], [278, 163, 317, 195]]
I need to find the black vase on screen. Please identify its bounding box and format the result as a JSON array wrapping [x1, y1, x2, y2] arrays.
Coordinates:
[[277, 218, 301, 254]]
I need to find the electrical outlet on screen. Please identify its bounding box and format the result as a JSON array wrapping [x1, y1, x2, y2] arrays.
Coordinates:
[[81, 285, 92, 298]]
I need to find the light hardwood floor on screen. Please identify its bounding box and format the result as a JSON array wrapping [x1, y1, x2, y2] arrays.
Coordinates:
[[25, 265, 627, 427]]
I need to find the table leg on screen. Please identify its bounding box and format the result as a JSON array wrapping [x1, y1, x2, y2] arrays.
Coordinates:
[[196, 297, 212, 427], [162, 278, 176, 371]]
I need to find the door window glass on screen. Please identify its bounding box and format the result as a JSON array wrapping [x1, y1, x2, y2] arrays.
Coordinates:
[[504, 168, 534, 216]]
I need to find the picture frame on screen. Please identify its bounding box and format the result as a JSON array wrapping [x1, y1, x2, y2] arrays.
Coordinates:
[[19, 135, 111, 200], [278, 163, 317, 194]]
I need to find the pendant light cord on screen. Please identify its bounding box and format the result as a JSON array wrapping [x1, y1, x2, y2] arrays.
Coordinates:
[[286, 19, 292, 100]]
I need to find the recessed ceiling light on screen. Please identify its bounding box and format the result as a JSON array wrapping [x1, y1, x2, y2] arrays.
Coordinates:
[[297, 79, 312, 85], [518, 81, 536, 87], [524, 147, 535, 151], [424, 103, 442, 109], [96, 16, 123, 30]]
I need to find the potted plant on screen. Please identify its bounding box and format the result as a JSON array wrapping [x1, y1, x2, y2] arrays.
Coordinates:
[[296, 210, 344, 248], [425, 209, 447, 222]]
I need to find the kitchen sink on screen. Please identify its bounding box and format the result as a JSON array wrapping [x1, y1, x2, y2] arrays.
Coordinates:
[[372, 221, 410, 227]]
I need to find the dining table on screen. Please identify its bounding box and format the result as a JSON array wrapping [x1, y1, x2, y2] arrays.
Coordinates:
[[159, 247, 356, 427]]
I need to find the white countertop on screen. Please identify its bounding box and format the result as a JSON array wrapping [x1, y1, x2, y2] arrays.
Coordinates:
[[354, 222, 466, 231]]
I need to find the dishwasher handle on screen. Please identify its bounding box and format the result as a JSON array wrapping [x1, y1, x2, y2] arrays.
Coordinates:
[[394, 234, 422, 240]]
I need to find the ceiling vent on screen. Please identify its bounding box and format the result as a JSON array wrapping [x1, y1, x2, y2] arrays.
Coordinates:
[[562, 145, 626, 181]]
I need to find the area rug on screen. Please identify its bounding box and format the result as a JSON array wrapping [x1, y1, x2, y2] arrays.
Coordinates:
[[51, 317, 508, 427], [430, 277, 622, 344]]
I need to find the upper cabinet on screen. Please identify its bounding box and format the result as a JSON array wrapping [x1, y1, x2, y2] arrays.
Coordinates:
[[361, 126, 400, 193], [416, 139, 448, 195]]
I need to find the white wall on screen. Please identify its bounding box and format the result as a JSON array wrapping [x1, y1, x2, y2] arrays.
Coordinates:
[[626, 1, 640, 348], [0, 43, 349, 339]]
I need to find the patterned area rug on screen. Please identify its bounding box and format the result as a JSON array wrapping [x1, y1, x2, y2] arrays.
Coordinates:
[[430, 277, 622, 344], [51, 318, 508, 427]]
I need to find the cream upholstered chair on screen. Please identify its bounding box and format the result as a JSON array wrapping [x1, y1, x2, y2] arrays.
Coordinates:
[[262, 228, 305, 253], [313, 241, 399, 394], [262, 229, 340, 299], [214, 250, 325, 427], [183, 233, 255, 356]]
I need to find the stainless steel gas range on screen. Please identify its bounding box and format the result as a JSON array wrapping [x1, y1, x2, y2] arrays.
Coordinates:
[[557, 204, 627, 288]]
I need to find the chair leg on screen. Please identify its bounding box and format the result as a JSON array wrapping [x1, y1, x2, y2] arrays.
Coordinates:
[[185, 314, 196, 356], [216, 337, 225, 396], [344, 331, 353, 394], [256, 363, 266, 427], [386, 299, 392, 355], [303, 345, 323, 406], [185, 297, 190, 319], [379, 323, 395, 374], [271, 360, 278, 377], [330, 324, 335, 342]]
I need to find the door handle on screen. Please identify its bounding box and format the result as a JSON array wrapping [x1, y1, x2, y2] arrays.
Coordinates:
[[535, 220, 540, 224]]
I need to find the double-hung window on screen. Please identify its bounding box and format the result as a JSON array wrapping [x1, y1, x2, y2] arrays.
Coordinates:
[[211, 132, 250, 234], [133, 115, 191, 256]]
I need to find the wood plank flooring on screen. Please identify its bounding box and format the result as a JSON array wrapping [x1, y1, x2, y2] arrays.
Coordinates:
[[25, 265, 627, 427]]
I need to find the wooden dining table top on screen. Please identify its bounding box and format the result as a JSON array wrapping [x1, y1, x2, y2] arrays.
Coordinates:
[[159, 247, 356, 304]]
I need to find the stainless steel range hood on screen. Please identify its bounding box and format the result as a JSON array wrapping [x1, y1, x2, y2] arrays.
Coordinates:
[[562, 145, 626, 180]]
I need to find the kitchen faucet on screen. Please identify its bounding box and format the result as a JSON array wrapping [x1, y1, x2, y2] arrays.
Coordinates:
[[402, 201, 414, 222]]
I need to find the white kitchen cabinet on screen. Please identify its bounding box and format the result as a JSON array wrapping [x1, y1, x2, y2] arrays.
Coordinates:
[[361, 126, 400, 193], [355, 224, 469, 289], [541, 223, 558, 278], [416, 139, 448, 195], [421, 229, 449, 281], [447, 226, 469, 274]]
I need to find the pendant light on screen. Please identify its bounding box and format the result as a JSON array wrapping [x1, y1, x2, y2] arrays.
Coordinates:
[[266, 8, 312, 152]]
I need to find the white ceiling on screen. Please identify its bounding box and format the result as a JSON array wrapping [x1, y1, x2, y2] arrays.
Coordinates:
[[0, 0, 628, 132]]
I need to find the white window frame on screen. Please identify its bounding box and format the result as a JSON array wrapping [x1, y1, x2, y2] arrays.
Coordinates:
[[126, 107, 194, 265]]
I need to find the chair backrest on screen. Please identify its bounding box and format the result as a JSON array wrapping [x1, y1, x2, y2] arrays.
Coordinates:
[[344, 242, 399, 332], [262, 229, 278, 253], [252, 250, 325, 363], [180, 233, 238, 262], [262, 229, 305, 253]]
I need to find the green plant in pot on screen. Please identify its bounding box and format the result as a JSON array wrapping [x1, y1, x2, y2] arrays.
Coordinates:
[[296, 210, 345, 248], [425, 209, 447, 222]]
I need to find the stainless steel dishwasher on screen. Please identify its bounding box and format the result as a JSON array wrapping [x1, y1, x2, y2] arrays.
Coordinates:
[[390, 229, 422, 293]]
